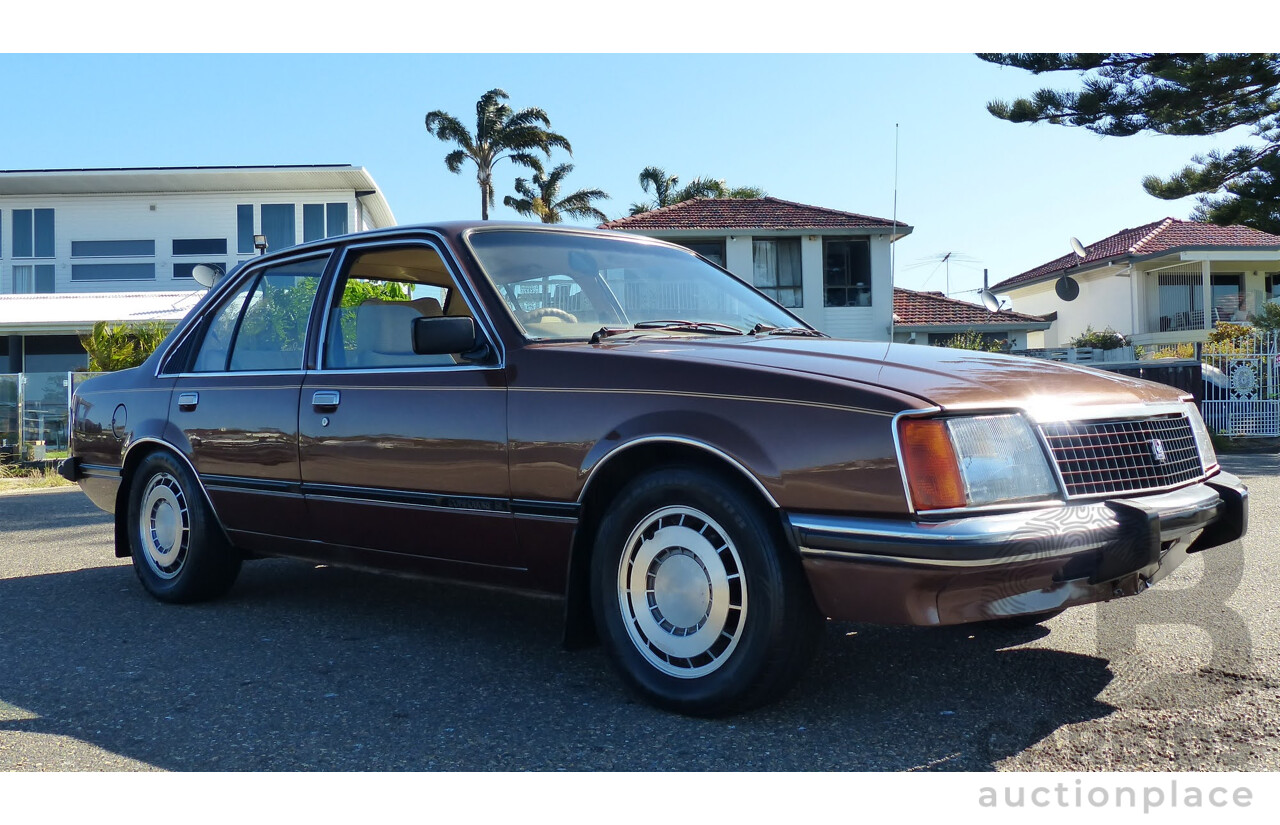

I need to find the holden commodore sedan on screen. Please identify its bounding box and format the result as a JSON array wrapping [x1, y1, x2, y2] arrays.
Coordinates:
[[61, 222, 1247, 716]]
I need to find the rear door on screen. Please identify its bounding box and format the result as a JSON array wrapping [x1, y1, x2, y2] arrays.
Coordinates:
[[297, 239, 517, 568], [168, 253, 330, 541]]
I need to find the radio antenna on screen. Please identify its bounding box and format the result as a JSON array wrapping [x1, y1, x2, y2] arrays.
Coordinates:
[[890, 123, 899, 342], [891, 122, 899, 286]]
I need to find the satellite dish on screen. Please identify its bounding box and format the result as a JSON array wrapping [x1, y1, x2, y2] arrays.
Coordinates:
[[978, 289, 1002, 312], [977, 267, 1001, 312], [191, 264, 223, 288], [1056, 275, 1080, 301], [1069, 237, 1088, 259]]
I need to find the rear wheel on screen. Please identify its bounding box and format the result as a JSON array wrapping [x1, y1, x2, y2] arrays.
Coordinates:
[[591, 467, 821, 716], [127, 451, 241, 603]]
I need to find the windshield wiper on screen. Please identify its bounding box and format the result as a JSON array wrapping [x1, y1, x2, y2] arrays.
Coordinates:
[[590, 320, 748, 344], [749, 322, 828, 338], [633, 319, 746, 335]]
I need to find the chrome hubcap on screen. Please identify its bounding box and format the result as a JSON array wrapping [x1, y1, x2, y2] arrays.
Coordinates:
[[617, 506, 747, 678], [138, 472, 189, 580]]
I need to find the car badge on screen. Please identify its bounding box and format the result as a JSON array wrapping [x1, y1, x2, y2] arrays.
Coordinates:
[[1149, 438, 1167, 463]]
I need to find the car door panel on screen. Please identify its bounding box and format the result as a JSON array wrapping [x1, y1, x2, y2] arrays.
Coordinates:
[[296, 241, 517, 568], [168, 254, 330, 539]]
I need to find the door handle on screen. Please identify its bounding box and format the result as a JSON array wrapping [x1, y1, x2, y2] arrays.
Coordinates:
[[177, 392, 199, 410], [312, 390, 341, 409]]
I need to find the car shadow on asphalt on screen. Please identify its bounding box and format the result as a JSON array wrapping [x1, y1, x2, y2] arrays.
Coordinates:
[[0, 558, 1116, 771]]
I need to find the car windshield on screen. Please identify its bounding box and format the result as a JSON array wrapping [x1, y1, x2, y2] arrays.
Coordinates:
[[466, 229, 804, 340]]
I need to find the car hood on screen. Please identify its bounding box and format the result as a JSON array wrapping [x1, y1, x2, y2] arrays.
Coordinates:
[[594, 336, 1184, 412]]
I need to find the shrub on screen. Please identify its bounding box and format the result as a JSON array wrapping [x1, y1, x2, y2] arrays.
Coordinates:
[[1249, 301, 1280, 333], [79, 321, 173, 372], [1151, 343, 1197, 360], [937, 329, 1004, 352], [1068, 325, 1127, 350], [1208, 322, 1253, 344]]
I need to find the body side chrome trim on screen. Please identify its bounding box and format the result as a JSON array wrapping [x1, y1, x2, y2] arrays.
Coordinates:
[[577, 435, 781, 509], [80, 463, 123, 479]]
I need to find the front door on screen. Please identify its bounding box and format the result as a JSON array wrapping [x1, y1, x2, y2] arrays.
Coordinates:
[[297, 241, 517, 569]]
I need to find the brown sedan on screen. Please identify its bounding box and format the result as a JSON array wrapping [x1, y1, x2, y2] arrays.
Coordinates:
[[62, 223, 1248, 715]]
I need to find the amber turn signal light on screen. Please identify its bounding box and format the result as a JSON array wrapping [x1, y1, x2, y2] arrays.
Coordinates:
[[899, 418, 966, 510]]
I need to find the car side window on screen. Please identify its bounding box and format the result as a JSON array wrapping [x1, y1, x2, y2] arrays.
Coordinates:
[[322, 245, 470, 370], [191, 257, 328, 373]]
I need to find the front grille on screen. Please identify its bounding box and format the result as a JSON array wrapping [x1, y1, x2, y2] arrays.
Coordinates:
[[1039, 415, 1205, 498]]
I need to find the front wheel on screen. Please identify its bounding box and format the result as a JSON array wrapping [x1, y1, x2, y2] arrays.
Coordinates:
[[591, 467, 821, 716], [127, 451, 241, 603]]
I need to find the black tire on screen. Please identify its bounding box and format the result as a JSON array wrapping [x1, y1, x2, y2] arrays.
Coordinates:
[[126, 451, 241, 603], [590, 466, 822, 716]]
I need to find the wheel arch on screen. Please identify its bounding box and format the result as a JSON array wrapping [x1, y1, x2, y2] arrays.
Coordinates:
[[561, 436, 798, 649], [114, 437, 229, 558]]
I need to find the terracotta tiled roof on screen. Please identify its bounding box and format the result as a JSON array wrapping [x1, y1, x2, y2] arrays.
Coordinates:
[[892, 287, 1047, 328], [992, 218, 1280, 292], [599, 197, 907, 231]]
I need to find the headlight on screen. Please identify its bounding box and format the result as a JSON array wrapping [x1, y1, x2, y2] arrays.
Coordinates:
[[899, 413, 1059, 511], [1184, 401, 1218, 472]]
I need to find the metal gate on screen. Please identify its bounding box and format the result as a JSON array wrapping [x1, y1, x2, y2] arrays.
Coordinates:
[[1200, 330, 1280, 438]]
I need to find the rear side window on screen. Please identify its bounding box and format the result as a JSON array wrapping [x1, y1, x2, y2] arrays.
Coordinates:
[[191, 256, 329, 372]]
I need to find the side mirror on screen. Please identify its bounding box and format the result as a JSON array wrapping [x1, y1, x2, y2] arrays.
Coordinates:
[[412, 315, 479, 356]]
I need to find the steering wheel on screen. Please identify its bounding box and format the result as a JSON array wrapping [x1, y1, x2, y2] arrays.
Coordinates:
[[524, 306, 579, 324]]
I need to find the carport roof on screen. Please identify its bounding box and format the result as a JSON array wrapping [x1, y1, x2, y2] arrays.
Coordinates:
[[0, 291, 201, 336]]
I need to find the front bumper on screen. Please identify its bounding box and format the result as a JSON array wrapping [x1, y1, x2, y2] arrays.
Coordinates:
[[789, 472, 1247, 626]]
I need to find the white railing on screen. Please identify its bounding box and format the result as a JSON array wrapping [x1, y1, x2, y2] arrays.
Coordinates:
[[1200, 330, 1279, 438]]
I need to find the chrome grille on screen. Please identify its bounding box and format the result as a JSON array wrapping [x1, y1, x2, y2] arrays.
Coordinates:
[[1039, 415, 1205, 497]]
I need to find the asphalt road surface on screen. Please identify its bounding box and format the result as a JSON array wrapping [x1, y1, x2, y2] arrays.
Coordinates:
[[1, 454, 1276, 772]]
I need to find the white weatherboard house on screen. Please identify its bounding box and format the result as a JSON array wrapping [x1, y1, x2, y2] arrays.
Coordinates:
[[993, 218, 1280, 348], [0, 165, 395, 372], [601, 197, 912, 340]]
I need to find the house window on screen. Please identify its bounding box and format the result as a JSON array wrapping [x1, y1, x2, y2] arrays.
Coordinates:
[[71, 240, 155, 257], [261, 204, 296, 253], [752, 238, 802, 307], [303, 203, 350, 243], [1266, 273, 1280, 301], [71, 263, 156, 281], [327, 203, 348, 238], [823, 238, 871, 307], [681, 239, 727, 268], [12, 209, 55, 258], [12, 264, 54, 293], [1211, 273, 1245, 323], [173, 239, 228, 256], [237, 205, 255, 254]]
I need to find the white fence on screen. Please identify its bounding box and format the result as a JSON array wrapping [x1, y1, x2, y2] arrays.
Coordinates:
[[1200, 330, 1280, 438]]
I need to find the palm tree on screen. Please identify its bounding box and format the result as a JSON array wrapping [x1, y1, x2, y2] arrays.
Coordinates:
[[425, 88, 572, 220], [628, 166, 767, 215], [502, 163, 610, 224]]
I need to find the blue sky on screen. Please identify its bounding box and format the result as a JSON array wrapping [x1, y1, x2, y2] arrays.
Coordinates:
[[0, 51, 1255, 299]]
